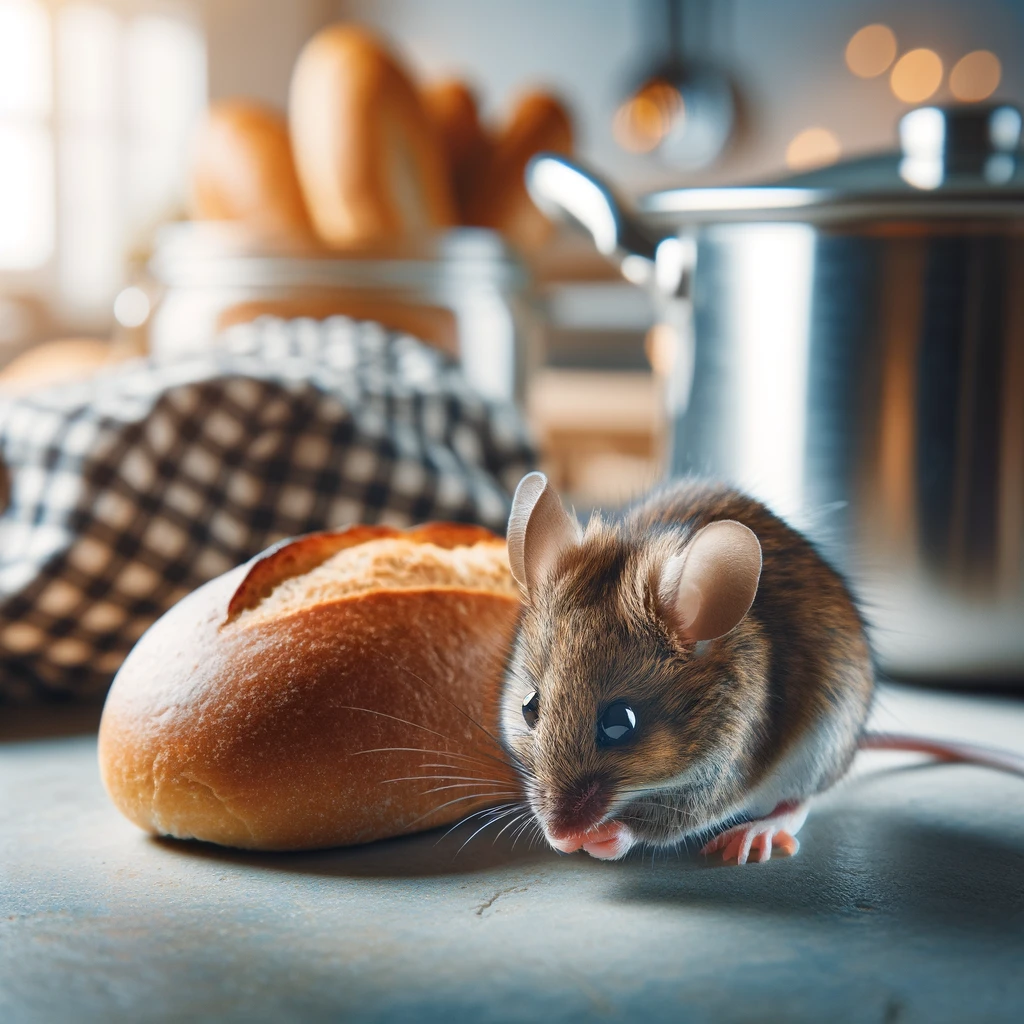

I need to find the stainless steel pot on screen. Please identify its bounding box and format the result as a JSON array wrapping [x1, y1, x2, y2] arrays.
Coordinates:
[[528, 105, 1024, 682]]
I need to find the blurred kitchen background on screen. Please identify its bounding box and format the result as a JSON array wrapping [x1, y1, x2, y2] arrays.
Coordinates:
[[4, 2, 1021, 473], [2, 0, 1024, 687]]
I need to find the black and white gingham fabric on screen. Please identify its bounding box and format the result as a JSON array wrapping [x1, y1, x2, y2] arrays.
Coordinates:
[[0, 316, 535, 702]]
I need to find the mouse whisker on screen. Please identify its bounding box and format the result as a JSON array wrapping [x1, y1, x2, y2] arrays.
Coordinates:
[[382, 657, 509, 754], [491, 809, 532, 844], [350, 745, 514, 773], [434, 802, 522, 846], [510, 814, 540, 851], [614, 796, 686, 810], [481, 809, 529, 846], [335, 706, 458, 743], [417, 759, 520, 779], [527, 820, 546, 851], [381, 774, 512, 786], [419, 782, 521, 797], [508, 820, 531, 851], [418, 764, 491, 778], [341, 690, 516, 774], [454, 805, 522, 856], [418, 761, 489, 770], [405, 791, 515, 829]]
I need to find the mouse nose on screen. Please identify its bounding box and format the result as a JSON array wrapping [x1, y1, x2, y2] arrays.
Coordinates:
[[545, 777, 610, 839]]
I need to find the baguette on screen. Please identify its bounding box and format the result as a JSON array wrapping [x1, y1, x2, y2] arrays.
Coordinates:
[[422, 78, 491, 220], [289, 25, 456, 247], [465, 90, 573, 251], [189, 99, 314, 236], [98, 523, 521, 851]]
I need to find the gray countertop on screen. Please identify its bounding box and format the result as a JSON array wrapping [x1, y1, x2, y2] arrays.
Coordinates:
[[2, 684, 1023, 1024]]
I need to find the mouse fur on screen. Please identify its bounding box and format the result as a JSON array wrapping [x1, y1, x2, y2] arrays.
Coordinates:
[[500, 476, 874, 860]]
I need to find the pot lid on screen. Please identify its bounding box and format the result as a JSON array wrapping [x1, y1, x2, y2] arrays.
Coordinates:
[[640, 104, 1024, 222]]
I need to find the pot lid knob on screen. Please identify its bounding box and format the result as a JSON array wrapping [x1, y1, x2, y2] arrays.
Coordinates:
[[898, 104, 1022, 188]]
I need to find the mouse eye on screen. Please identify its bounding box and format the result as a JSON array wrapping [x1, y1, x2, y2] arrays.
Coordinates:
[[597, 701, 638, 747], [522, 690, 540, 729]]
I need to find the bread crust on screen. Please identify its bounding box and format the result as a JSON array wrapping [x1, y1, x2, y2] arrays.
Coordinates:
[[422, 79, 491, 220], [98, 524, 520, 851], [0, 338, 122, 393], [190, 99, 314, 236], [289, 26, 456, 247], [464, 91, 573, 251]]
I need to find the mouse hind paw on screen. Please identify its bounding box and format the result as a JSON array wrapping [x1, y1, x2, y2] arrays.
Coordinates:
[[701, 801, 809, 865]]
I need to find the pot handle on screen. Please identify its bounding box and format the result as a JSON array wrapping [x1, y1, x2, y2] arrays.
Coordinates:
[[526, 153, 665, 284]]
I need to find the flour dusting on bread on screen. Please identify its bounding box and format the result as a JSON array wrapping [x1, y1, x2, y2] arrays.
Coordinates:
[[235, 537, 516, 626]]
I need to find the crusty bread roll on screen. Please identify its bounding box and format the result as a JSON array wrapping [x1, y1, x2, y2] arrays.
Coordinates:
[[289, 25, 456, 247], [465, 90, 573, 251], [98, 523, 521, 851], [0, 338, 129, 394], [422, 79, 491, 219], [190, 99, 314, 236]]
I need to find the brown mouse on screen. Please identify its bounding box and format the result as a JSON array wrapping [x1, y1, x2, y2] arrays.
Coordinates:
[[499, 472, 1023, 864]]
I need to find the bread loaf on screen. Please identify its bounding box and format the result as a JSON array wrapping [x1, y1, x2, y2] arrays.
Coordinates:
[[423, 79, 491, 220], [0, 338, 130, 394], [189, 100, 314, 236], [98, 523, 521, 851], [289, 26, 456, 247], [465, 90, 573, 251]]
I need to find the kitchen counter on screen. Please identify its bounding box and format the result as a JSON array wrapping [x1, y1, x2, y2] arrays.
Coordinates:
[[2, 683, 1023, 1023]]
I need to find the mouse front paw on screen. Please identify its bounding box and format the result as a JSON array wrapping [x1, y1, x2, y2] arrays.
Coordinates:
[[701, 801, 809, 865]]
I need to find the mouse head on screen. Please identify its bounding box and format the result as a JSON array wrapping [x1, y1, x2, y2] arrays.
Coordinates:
[[501, 472, 764, 860]]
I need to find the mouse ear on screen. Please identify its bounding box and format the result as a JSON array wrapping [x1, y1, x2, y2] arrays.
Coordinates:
[[507, 472, 581, 600], [659, 520, 762, 641]]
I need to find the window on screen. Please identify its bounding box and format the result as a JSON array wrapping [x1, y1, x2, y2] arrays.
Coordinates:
[[0, 0, 205, 328], [0, 0, 53, 271]]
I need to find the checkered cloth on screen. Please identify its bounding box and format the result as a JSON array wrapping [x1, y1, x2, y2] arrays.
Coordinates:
[[0, 316, 535, 702]]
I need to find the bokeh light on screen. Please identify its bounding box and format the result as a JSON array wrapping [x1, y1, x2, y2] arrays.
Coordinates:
[[890, 48, 944, 104], [613, 79, 684, 154], [113, 286, 150, 328], [644, 323, 677, 377], [949, 50, 1001, 102], [785, 128, 841, 172], [845, 24, 897, 78]]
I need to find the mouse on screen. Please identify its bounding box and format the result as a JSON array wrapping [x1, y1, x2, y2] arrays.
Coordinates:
[[498, 471, 1024, 865]]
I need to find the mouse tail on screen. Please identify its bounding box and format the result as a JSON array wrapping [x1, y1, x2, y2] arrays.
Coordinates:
[[859, 732, 1024, 779]]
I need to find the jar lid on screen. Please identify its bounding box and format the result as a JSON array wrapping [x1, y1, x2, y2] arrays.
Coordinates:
[[640, 104, 1024, 223], [148, 223, 528, 292]]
